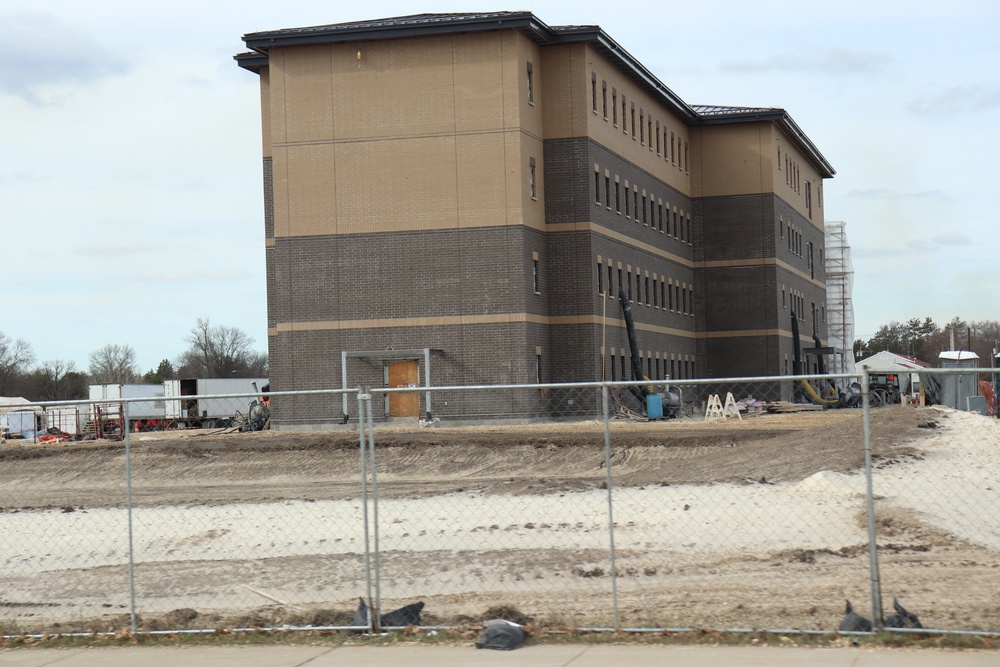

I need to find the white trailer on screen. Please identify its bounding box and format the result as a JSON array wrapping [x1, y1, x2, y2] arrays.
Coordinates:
[[163, 378, 268, 427]]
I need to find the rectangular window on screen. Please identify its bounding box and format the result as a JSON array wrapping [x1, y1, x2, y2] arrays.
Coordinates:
[[612, 88, 618, 126], [779, 218, 784, 239], [805, 181, 812, 218], [634, 191, 639, 223], [684, 142, 689, 173], [595, 170, 601, 204], [655, 121, 661, 154], [686, 214, 692, 244], [641, 194, 648, 225], [529, 157, 536, 199], [618, 267, 623, 296], [624, 185, 630, 217], [536, 354, 542, 383], [615, 180, 621, 213], [627, 269, 633, 301], [533, 259, 540, 294], [639, 110, 645, 144], [782, 287, 786, 308], [660, 281, 665, 310], [668, 283, 674, 310], [597, 261, 603, 295], [670, 131, 675, 164], [602, 80, 608, 119], [526, 62, 534, 105], [653, 278, 659, 308], [658, 203, 664, 232], [673, 209, 679, 237], [621, 95, 628, 133], [605, 175, 611, 209], [645, 276, 650, 305], [648, 119, 653, 151], [631, 105, 636, 139], [808, 241, 814, 278], [591, 72, 597, 113], [608, 264, 614, 297]]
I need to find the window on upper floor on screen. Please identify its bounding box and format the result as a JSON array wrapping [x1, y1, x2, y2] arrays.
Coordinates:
[[529, 157, 537, 200], [602, 80, 608, 119], [533, 258, 540, 294], [591, 72, 597, 113], [612, 88, 618, 126], [526, 62, 534, 105]]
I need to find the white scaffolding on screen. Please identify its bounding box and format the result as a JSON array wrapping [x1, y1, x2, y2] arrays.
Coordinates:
[[824, 221, 855, 376]]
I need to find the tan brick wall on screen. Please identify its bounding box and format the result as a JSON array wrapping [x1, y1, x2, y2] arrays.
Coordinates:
[[691, 122, 824, 228], [265, 31, 548, 239]]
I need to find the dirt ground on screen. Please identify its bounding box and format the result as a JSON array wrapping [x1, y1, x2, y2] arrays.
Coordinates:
[[0, 407, 925, 508], [1, 406, 998, 634]]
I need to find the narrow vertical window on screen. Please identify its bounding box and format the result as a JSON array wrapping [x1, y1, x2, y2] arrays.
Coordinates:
[[670, 131, 675, 164], [653, 278, 659, 308], [655, 121, 661, 154], [660, 281, 665, 310], [597, 260, 603, 295], [624, 184, 630, 217], [608, 264, 614, 297], [529, 157, 536, 199], [605, 175, 611, 209], [630, 104, 636, 138], [627, 269, 633, 300], [595, 169, 601, 204], [602, 80, 608, 119], [591, 72, 597, 113], [621, 96, 628, 134], [615, 180, 621, 213], [641, 194, 648, 225], [536, 353, 542, 384], [633, 191, 639, 223], [686, 214, 692, 244], [645, 276, 650, 306], [612, 88, 618, 126], [648, 118, 653, 150], [618, 267, 623, 295], [532, 258, 540, 294], [658, 202, 663, 231], [805, 181, 812, 218], [526, 62, 534, 105], [684, 142, 689, 173], [782, 287, 786, 308], [639, 110, 645, 144]]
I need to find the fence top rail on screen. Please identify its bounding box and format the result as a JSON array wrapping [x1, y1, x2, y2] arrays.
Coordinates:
[[0, 388, 361, 411], [864, 366, 1000, 376], [370, 373, 866, 395]]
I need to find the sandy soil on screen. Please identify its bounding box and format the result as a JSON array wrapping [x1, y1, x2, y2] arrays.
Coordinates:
[[1, 405, 998, 634]]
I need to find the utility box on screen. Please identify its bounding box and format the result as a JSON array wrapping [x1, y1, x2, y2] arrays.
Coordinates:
[[938, 351, 979, 411]]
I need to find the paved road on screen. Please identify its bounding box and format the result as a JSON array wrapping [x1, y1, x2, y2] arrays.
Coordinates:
[[1, 644, 998, 666]]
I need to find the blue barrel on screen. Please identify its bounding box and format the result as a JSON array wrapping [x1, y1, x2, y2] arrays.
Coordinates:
[[646, 393, 663, 419]]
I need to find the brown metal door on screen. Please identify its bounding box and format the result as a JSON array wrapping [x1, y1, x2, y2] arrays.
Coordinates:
[[387, 360, 420, 417]]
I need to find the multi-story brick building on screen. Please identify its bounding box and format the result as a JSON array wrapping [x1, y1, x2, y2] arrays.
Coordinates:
[[235, 11, 834, 427]]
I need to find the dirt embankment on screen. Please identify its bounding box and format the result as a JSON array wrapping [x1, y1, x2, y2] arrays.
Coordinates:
[[0, 407, 930, 510]]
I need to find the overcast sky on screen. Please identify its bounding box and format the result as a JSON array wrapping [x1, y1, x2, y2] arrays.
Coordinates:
[[2, 0, 998, 374]]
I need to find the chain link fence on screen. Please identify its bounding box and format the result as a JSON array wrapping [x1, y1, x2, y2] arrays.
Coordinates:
[[1, 371, 998, 636]]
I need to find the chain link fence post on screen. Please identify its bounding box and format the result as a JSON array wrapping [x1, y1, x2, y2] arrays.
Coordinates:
[[862, 366, 884, 631], [601, 383, 620, 629], [124, 401, 138, 634]]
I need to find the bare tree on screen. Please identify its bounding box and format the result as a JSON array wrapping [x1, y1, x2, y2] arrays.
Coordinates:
[[177, 318, 267, 378], [0, 331, 34, 395], [28, 360, 88, 401], [88, 343, 140, 384]]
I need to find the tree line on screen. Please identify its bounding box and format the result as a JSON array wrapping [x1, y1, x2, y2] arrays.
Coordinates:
[[0, 318, 267, 402], [854, 317, 1000, 366]]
